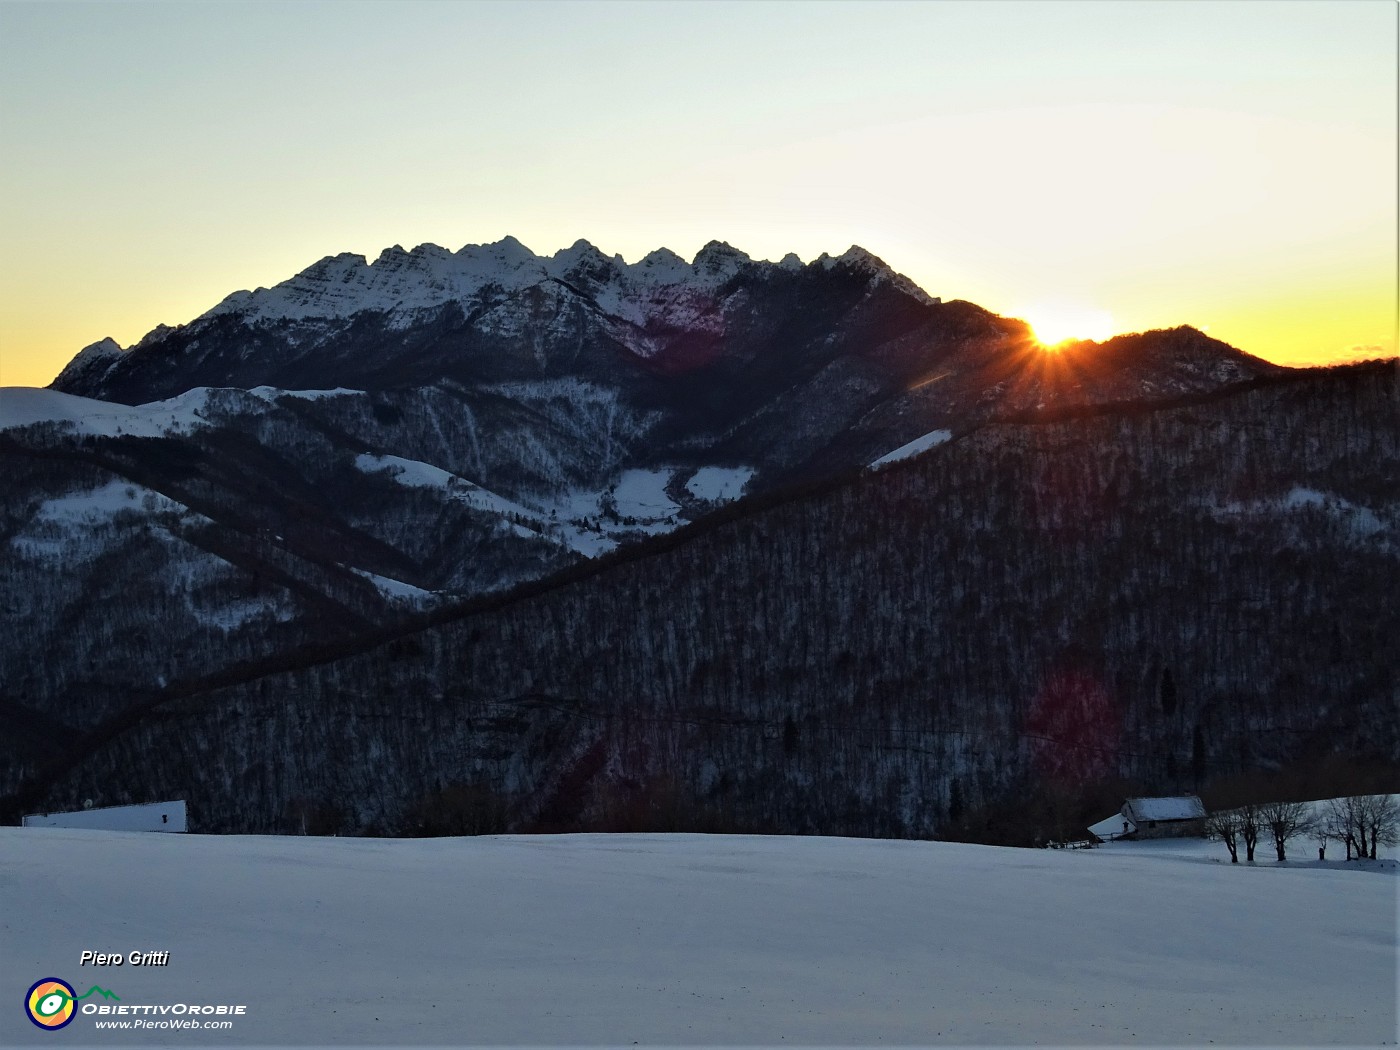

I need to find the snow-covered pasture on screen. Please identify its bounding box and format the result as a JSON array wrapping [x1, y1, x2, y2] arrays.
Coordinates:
[[2, 830, 1394, 1046]]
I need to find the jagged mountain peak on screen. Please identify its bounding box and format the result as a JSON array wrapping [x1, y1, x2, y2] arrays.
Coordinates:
[[486, 233, 534, 257], [49, 336, 126, 391], [551, 238, 617, 275], [635, 247, 692, 283], [813, 244, 887, 272], [409, 242, 452, 261], [693, 240, 751, 272], [132, 324, 175, 351], [314, 251, 370, 271], [835, 244, 888, 269], [812, 244, 939, 306], [456, 235, 539, 267], [87, 335, 123, 355], [639, 246, 686, 265]]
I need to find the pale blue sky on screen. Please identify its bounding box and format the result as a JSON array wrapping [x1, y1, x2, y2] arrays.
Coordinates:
[[1, 1, 1395, 384]]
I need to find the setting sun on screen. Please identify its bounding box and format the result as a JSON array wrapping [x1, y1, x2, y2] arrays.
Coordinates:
[[1021, 305, 1117, 347]]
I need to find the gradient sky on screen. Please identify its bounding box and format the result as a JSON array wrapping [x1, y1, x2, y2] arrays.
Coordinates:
[[0, 0, 1395, 388]]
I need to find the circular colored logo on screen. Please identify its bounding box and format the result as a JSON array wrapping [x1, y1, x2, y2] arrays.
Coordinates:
[[25, 978, 77, 1031]]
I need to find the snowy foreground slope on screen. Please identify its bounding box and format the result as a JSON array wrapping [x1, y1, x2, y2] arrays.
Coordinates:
[[2, 831, 1395, 1048]]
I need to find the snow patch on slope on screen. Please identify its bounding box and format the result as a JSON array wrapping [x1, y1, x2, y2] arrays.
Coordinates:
[[348, 567, 438, 606], [29, 480, 182, 524], [1278, 486, 1386, 534], [356, 453, 543, 524], [193, 597, 297, 632], [249, 386, 363, 402], [1211, 486, 1392, 544], [10, 479, 209, 563], [610, 469, 681, 525], [355, 453, 593, 555], [870, 429, 953, 468], [356, 452, 756, 562], [686, 466, 755, 502]]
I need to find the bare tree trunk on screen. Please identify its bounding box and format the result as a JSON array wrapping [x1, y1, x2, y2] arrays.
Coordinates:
[[1261, 799, 1311, 864], [1239, 803, 1260, 863], [1208, 810, 1241, 863]]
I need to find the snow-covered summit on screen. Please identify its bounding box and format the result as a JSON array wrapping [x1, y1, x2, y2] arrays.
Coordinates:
[[79, 335, 123, 358], [819, 245, 939, 305], [49, 336, 125, 390], [198, 238, 917, 326]]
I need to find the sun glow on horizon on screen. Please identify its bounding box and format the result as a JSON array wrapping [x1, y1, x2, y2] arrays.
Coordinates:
[[1021, 305, 1118, 348], [0, 3, 1393, 386]]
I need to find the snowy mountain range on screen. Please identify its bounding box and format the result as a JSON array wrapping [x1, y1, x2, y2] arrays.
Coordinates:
[[52, 237, 1272, 423], [10, 239, 1287, 614], [26, 238, 1282, 587], [7, 236, 1391, 834]]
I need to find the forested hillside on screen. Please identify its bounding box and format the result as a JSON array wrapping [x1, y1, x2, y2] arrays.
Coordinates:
[[7, 364, 1395, 838]]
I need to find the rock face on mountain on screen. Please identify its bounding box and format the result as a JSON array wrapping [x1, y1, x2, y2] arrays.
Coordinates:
[[10, 236, 1360, 836]]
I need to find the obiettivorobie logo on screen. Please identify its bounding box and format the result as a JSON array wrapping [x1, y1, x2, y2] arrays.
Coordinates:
[[24, 979, 119, 1031], [23, 977, 246, 1033]]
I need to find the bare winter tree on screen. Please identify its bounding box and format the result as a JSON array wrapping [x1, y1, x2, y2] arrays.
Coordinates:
[[1207, 808, 1242, 863], [1325, 797, 1359, 859], [1323, 796, 1395, 860], [1354, 795, 1399, 860], [1259, 799, 1313, 862]]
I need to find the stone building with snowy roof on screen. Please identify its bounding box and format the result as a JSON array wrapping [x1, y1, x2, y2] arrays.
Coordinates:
[[1114, 796, 1207, 839]]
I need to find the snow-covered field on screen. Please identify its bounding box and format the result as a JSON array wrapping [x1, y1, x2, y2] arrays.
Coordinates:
[[685, 466, 755, 503], [2, 830, 1394, 1048], [0, 387, 217, 438]]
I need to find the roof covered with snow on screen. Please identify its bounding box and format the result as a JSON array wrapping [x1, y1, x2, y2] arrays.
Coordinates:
[[1088, 812, 1134, 838], [1123, 796, 1206, 822]]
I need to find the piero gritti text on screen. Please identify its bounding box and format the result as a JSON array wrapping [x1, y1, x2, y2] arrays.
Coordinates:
[[80, 949, 170, 966]]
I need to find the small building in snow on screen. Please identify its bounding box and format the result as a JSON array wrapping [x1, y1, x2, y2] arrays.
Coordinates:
[[1117, 796, 1206, 839], [22, 800, 187, 833]]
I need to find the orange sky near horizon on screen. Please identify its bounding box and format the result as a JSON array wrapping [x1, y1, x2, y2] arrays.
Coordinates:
[[1, 2, 1394, 389]]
